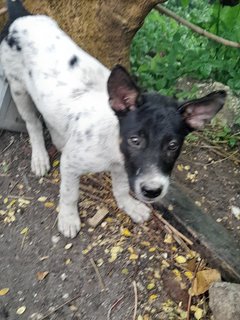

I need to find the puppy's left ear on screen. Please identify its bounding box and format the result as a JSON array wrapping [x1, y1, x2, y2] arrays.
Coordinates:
[[178, 90, 227, 130], [107, 65, 140, 114]]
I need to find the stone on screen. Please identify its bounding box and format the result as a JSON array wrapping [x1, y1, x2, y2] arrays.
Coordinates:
[[209, 282, 240, 320]]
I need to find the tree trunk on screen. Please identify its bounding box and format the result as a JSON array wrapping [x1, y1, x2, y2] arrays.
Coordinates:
[[19, 0, 166, 69]]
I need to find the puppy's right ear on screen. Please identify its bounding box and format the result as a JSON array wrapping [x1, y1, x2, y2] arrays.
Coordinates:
[[107, 65, 140, 115]]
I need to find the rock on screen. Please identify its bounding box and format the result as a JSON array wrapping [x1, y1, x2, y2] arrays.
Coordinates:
[[209, 282, 240, 320]]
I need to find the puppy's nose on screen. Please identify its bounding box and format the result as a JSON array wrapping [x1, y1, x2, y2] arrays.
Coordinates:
[[141, 185, 162, 199]]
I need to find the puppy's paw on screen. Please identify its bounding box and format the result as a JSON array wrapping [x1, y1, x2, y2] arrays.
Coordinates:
[[118, 196, 151, 223], [58, 212, 81, 238], [31, 150, 50, 176]]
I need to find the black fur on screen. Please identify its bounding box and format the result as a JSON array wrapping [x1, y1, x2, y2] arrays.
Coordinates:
[[69, 55, 79, 67], [0, 0, 30, 43]]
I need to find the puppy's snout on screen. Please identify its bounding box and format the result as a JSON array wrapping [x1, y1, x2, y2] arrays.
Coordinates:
[[140, 184, 162, 199]]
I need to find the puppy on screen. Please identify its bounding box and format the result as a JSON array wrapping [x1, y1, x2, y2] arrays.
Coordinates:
[[0, 0, 226, 237]]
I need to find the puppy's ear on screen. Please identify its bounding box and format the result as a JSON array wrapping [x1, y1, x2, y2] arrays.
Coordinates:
[[178, 90, 226, 130], [107, 65, 140, 114]]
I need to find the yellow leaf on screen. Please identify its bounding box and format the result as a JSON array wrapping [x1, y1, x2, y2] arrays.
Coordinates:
[[44, 201, 55, 208], [164, 234, 173, 244], [194, 307, 204, 320], [52, 159, 60, 167], [20, 227, 29, 235], [184, 165, 190, 171], [96, 259, 104, 267], [65, 259, 72, 265], [36, 271, 49, 281], [3, 197, 8, 204], [137, 316, 143, 320], [149, 247, 156, 252], [129, 253, 138, 260], [149, 294, 158, 301], [37, 196, 47, 202], [177, 164, 184, 172], [191, 269, 221, 296], [16, 306, 26, 315], [122, 268, 129, 275], [184, 271, 194, 280], [121, 228, 132, 237], [0, 288, 9, 296], [175, 255, 187, 264], [147, 282, 155, 290]]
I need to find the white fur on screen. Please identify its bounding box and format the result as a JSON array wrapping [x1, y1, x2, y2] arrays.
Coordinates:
[[0, 15, 153, 237]]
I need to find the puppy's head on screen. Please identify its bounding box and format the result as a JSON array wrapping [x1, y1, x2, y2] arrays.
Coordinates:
[[107, 65, 226, 203]]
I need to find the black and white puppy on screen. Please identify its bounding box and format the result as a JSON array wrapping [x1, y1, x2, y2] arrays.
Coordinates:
[[0, 0, 226, 237]]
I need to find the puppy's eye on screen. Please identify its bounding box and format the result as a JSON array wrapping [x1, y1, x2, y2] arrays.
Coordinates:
[[168, 140, 178, 151], [128, 136, 143, 148]]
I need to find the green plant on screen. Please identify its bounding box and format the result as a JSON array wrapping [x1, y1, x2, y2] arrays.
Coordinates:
[[130, 1, 240, 96]]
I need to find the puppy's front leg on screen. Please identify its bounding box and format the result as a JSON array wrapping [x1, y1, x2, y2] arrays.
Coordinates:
[[111, 163, 151, 223], [58, 154, 81, 238]]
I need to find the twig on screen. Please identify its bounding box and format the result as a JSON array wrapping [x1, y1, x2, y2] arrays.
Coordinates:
[[156, 4, 240, 48], [132, 281, 138, 320], [0, 7, 7, 16], [205, 150, 238, 166], [90, 258, 106, 291], [107, 295, 125, 320], [186, 259, 202, 320], [39, 292, 82, 320], [0, 137, 14, 154], [153, 211, 193, 246], [8, 180, 19, 194]]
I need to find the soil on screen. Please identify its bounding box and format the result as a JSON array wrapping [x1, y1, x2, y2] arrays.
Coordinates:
[[0, 129, 239, 320]]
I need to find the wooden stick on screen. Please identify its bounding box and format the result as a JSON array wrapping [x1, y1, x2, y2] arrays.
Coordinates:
[[153, 211, 193, 246], [156, 4, 240, 48], [90, 258, 106, 291], [107, 295, 124, 320], [132, 281, 138, 320]]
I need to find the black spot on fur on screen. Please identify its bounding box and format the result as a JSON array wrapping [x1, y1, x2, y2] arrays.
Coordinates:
[[29, 70, 32, 77], [75, 113, 81, 121], [7, 34, 21, 51], [69, 55, 79, 67], [85, 129, 92, 138]]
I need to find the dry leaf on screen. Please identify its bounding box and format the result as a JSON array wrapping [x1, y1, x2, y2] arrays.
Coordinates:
[[149, 294, 158, 301], [175, 255, 187, 264], [191, 269, 221, 296], [121, 228, 132, 237], [52, 159, 60, 167], [37, 196, 47, 202], [0, 288, 9, 296], [64, 243, 73, 250], [20, 227, 29, 235], [16, 306, 26, 315], [147, 282, 155, 290], [164, 234, 173, 244], [36, 271, 49, 281], [44, 201, 55, 208]]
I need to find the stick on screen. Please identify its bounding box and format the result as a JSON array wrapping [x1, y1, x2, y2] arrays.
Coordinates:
[[186, 259, 202, 320], [0, 137, 14, 154], [107, 295, 125, 320], [153, 211, 193, 246], [156, 4, 240, 48], [90, 258, 106, 291], [39, 293, 82, 320], [132, 281, 138, 320]]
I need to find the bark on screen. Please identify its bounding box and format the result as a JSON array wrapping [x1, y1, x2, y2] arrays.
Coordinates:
[[17, 0, 166, 69]]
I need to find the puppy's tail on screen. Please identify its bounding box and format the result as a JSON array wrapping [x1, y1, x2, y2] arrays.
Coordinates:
[[6, 0, 30, 24]]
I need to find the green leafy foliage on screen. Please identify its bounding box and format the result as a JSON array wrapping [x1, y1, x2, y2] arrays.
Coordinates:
[[130, 1, 240, 96]]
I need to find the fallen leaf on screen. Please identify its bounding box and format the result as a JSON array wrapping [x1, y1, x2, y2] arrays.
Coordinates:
[[121, 228, 132, 237], [0, 288, 9, 296], [177, 164, 184, 172], [37, 196, 47, 202], [36, 271, 49, 281], [175, 255, 187, 264], [164, 234, 173, 244], [52, 159, 60, 167], [44, 201, 55, 208], [16, 306, 26, 315], [194, 307, 204, 320], [149, 247, 156, 252], [64, 243, 73, 250], [147, 282, 155, 290], [20, 227, 29, 235], [190, 269, 221, 296], [149, 294, 158, 301]]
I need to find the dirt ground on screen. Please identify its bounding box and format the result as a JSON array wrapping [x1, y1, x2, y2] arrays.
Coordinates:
[[0, 129, 239, 320]]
